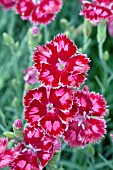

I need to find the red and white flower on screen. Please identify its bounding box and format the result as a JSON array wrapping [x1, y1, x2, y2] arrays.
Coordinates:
[[9, 125, 60, 170], [33, 34, 90, 88], [0, 138, 17, 169], [16, 0, 63, 24], [63, 86, 107, 148], [80, 0, 113, 24], [24, 86, 75, 136], [0, 0, 16, 9]]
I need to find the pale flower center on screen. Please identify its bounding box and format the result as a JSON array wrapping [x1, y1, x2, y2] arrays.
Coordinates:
[[77, 111, 90, 130], [56, 58, 66, 71], [32, 0, 40, 4], [47, 103, 54, 113]]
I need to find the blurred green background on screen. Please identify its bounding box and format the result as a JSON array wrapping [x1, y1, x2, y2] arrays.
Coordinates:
[[0, 0, 113, 169]]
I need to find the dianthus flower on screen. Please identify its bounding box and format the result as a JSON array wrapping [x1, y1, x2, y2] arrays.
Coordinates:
[[9, 125, 60, 170], [0, 138, 17, 169], [0, 0, 16, 9], [24, 86, 75, 136], [16, 0, 63, 24], [80, 0, 113, 24], [23, 66, 38, 85], [33, 34, 90, 88], [63, 86, 107, 148]]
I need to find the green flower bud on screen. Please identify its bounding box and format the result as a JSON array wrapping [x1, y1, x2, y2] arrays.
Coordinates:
[[14, 41, 19, 50], [27, 28, 42, 50], [11, 79, 18, 89], [3, 33, 14, 46], [104, 51, 109, 61], [83, 20, 92, 42], [12, 97, 19, 107], [60, 18, 69, 28], [87, 145, 95, 156], [97, 20, 107, 44]]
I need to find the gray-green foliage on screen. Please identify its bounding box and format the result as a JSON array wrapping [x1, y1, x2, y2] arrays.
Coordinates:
[[0, 0, 113, 169]]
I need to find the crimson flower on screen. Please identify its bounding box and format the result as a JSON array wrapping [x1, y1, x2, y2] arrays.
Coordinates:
[[16, 0, 62, 25], [0, 138, 17, 169], [63, 86, 107, 148], [80, 0, 113, 24], [24, 86, 75, 136], [33, 34, 90, 88], [9, 125, 59, 170], [0, 0, 16, 9]]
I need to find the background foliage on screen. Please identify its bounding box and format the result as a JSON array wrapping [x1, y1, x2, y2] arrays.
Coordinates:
[[0, 0, 113, 169]]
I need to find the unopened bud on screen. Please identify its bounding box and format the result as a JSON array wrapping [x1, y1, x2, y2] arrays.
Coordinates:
[[13, 119, 23, 138], [83, 20, 92, 42], [53, 139, 61, 153], [60, 18, 69, 28], [104, 51, 109, 61], [97, 20, 107, 44], [32, 25, 39, 36], [87, 145, 95, 156], [12, 97, 19, 107], [3, 33, 14, 46]]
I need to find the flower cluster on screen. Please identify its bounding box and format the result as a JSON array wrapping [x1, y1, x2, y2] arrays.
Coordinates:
[[0, 34, 107, 169], [0, 0, 63, 25]]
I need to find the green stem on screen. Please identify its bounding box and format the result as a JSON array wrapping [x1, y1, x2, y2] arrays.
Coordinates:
[[44, 26, 49, 44], [98, 43, 108, 91]]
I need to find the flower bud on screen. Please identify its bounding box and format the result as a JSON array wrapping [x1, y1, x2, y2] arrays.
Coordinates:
[[3, 33, 14, 46], [104, 51, 109, 61], [87, 145, 95, 156], [13, 119, 23, 138], [23, 66, 37, 85], [83, 20, 92, 42], [32, 26, 39, 36], [60, 18, 69, 28], [97, 20, 107, 44], [53, 139, 61, 153], [12, 97, 19, 107]]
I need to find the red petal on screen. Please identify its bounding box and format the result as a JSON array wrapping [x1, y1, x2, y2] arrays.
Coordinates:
[[39, 112, 67, 136], [38, 149, 53, 167], [0, 138, 8, 156], [39, 63, 61, 87], [49, 87, 72, 110], [24, 87, 48, 106], [53, 34, 78, 61], [24, 99, 46, 124], [0, 149, 16, 169], [16, 0, 34, 19], [89, 92, 107, 117]]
